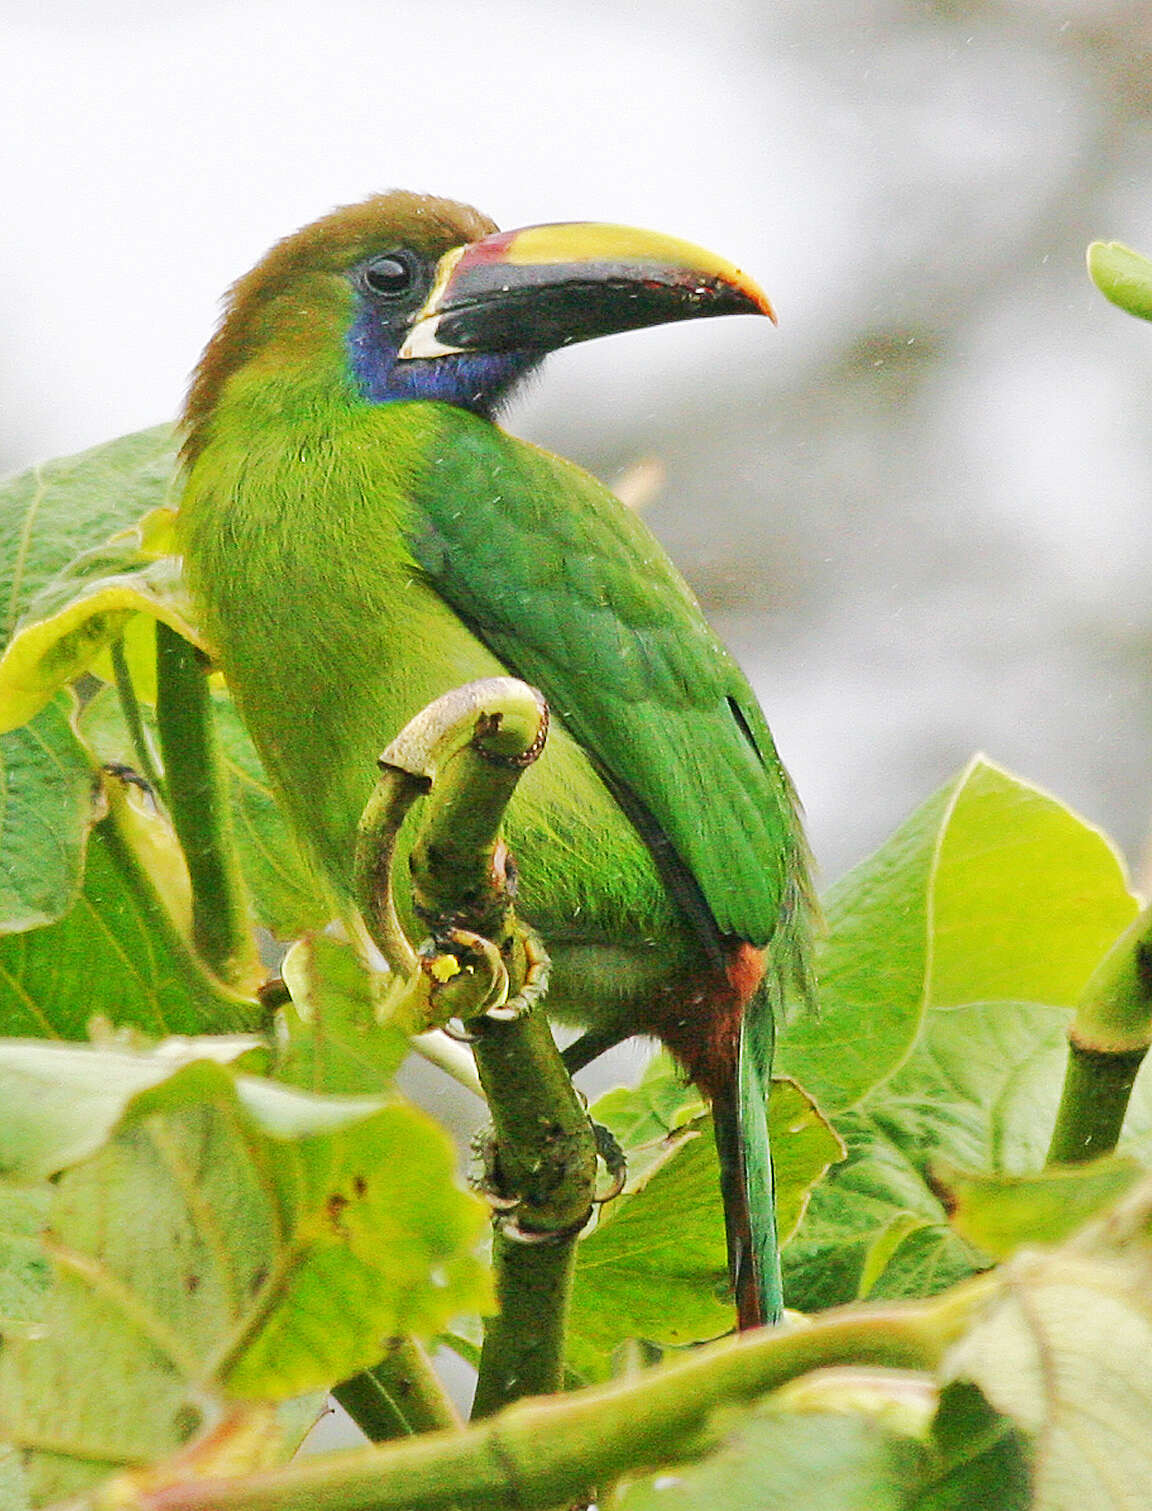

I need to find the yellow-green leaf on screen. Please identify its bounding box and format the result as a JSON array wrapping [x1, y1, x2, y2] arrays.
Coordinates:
[[779, 756, 1139, 1112], [275, 934, 409, 1095], [942, 1157, 1145, 1261], [0, 1045, 491, 1503], [0, 529, 198, 735], [0, 695, 96, 934], [1088, 240, 1152, 322]]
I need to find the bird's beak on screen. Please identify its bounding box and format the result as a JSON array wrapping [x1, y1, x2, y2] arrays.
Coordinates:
[[396, 221, 775, 360]]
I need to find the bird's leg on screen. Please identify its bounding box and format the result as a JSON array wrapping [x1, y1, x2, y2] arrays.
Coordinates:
[[561, 1025, 630, 1075]]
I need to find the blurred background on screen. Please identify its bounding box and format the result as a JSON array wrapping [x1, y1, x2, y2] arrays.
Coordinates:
[[5, 0, 1152, 889]]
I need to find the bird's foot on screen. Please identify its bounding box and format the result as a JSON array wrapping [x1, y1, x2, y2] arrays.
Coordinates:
[[421, 928, 508, 1031], [468, 1124, 520, 1209], [427, 925, 550, 1037], [468, 1123, 594, 1243], [481, 926, 551, 1022]]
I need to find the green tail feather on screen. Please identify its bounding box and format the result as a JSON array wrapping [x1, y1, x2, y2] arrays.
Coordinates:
[[713, 865, 814, 1329], [712, 979, 781, 1329], [738, 984, 782, 1323]]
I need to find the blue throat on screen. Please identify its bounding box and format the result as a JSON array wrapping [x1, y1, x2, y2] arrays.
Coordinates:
[[346, 302, 540, 417]]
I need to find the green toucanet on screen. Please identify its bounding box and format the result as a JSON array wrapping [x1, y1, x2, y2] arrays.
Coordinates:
[[177, 192, 816, 1329]]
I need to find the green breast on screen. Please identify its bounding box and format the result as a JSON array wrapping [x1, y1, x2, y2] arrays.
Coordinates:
[[177, 389, 697, 1005]]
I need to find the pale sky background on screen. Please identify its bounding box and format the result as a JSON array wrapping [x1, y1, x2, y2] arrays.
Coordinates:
[[6, 0, 1152, 888]]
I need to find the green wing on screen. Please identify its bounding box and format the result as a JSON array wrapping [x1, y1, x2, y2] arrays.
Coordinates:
[[405, 407, 811, 958]]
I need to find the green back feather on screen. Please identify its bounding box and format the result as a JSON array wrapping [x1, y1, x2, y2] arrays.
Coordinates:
[[407, 405, 813, 972]]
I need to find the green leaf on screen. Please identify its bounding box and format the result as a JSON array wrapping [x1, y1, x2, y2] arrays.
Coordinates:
[[915, 1381, 1031, 1511], [591, 1050, 708, 1148], [568, 1072, 843, 1374], [1087, 241, 1152, 322], [0, 1444, 29, 1511], [779, 756, 1138, 1113], [568, 1122, 734, 1371], [0, 427, 179, 644], [275, 934, 410, 1095], [0, 792, 256, 1040], [0, 430, 194, 952], [616, 1403, 926, 1511], [0, 695, 96, 934], [77, 679, 328, 944], [779, 758, 1140, 1311], [0, 1038, 257, 1178], [212, 692, 331, 939], [944, 1177, 1152, 1509], [757, 1371, 1031, 1510], [864, 1221, 986, 1303], [783, 1117, 971, 1312], [941, 1157, 1145, 1261], [0, 1044, 491, 1504], [0, 1185, 52, 1329], [0, 507, 196, 736]]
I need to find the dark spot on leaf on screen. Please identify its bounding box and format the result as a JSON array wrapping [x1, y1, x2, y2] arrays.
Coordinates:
[[1137, 940, 1152, 997], [173, 1404, 203, 1442], [251, 1265, 269, 1293], [184, 1273, 201, 1294], [924, 1167, 957, 1216], [327, 1193, 351, 1234], [352, 1175, 367, 1198], [258, 975, 292, 1009]]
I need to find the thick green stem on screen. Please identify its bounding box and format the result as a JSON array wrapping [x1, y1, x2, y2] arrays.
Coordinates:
[[110, 636, 166, 799], [473, 1232, 578, 1418], [96, 787, 256, 1032], [131, 1279, 994, 1511], [1048, 901, 1152, 1164], [154, 623, 258, 990], [354, 679, 596, 1422], [469, 1005, 596, 1419], [334, 1339, 460, 1442], [1047, 1043, 1149, 1164]]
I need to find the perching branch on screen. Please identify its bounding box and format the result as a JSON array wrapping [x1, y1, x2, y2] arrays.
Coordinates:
[[1047, 899, 1152, 1164], [352, 678, 599, 1422], [122, 1277, 996, 1511], [333, 1339, 460, 1442]]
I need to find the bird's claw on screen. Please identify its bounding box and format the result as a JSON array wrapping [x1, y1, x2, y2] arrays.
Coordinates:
[[468, 1125, 518, 1208], [425, 926, 550, 1028], [469, 1125, 592, 1242], [592, 1122, 627, 1204], [483, 927, 550, 1021], [495, 1211, 590, 1245], [421, 929, 509, 1024], [440, 1017, 480, 1044]]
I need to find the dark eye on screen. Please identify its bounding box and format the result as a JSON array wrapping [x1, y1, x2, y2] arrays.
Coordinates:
[[362, 253, 415, 296]]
